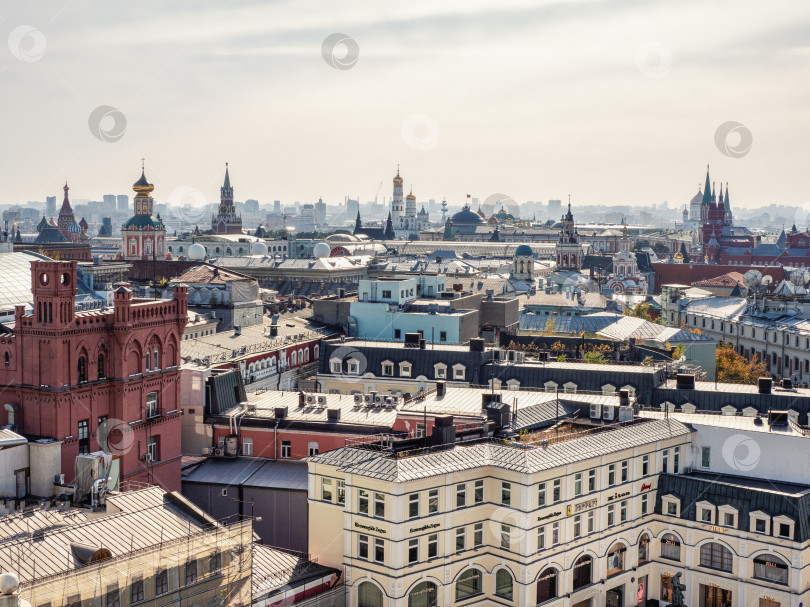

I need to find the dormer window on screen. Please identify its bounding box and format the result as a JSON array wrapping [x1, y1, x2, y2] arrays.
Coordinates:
[[381, 361, 394, 376], [347, 358, 360, 375], [452, 364, 466, 380], [434, 363, 447, 379], [330, 358, 342, 374], [399, 362, 412, 377]]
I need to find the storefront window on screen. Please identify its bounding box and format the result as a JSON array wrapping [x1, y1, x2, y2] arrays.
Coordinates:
[[661, 534, 681, 561], [753, 554, 789, 585], [607, 544, 626, 577], [573, 555, 592, 590], [606, 585, 624, 607], [700, 584, 732, 607], [537, 568, 558, 604]]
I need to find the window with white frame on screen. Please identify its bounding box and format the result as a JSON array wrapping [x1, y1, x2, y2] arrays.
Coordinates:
[[242, 437, 253, 456], [330, 358, 342, 373], [700, 446, 711, 468], [381, 361, 394, 376], [452, 364, 466, 380], [308, 442, 319, 456], [697, 501, 714, 524], [434, 363, 447, 379], [750, 511, 770, 535], [544, 381, 558, 393], [399, 362, 412, 377], [146, 392, 158, 418], [774, 516, 794, 539], [506, 379, 520, 390], [563, 382, 577, 393], [347, 358, 360, 374], [719, 505, 737, 528], [662, 495, 680, 518]]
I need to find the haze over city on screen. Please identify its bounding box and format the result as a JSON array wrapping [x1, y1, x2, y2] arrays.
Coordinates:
[[3, 0, 810, 209]]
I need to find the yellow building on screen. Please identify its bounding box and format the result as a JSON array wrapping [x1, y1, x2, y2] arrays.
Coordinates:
[[307, 410, 809, 607]]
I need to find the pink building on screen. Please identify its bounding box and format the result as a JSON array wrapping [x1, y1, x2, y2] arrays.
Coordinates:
[[0, 260, 188, 492]]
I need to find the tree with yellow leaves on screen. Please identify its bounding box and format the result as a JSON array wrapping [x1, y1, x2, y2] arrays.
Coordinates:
[[715, 341, 767, 384]]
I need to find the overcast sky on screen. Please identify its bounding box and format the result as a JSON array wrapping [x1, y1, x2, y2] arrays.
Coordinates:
[[1, 0, 809, 211]]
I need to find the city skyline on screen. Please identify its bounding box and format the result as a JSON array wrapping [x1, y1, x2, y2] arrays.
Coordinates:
[[2, 0, 809, 209]]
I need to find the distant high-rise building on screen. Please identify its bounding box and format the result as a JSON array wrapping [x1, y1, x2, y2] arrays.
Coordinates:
[[314, 198, 327, 224], [346, 198, 359, 220], [116, 194, 129, 211], [274, 200, 281, 214], [45, 196, 56, 219], [244, 199, 259, 214], [548, 199, 562, 215], [103, 194, 116, 208]]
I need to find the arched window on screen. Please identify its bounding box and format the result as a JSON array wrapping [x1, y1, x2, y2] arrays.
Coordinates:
[[314, 344, 320, 359], [455, 568, 482, 601], [145, 351, 151, 371], [495, 569, 513, 600], [638, 533, 650, 563], [358, 581, 384, 607], [78, 356, 87, 383], [661, 533, 681, 561], [408, 581, 437, 607], [606, 543, 626, 576], [753, 553, 789, 585], [304, 348, 310, 363], [3, 352, 9, 369], [97, 354, 105, 379], [153, 347, 159, 369], [699, 542, 733, 572], [572, 555, 592, 590], [536, 568, 557, 603]]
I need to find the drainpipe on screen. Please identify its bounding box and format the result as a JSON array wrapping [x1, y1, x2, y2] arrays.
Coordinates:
[[273, 419, 280, 460]]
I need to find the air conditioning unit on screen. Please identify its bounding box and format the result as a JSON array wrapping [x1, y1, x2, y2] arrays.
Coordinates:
[[143, 453, 154, 463], [213, 448, 224, 456], [590, 404, 601, 419], [317, 395, 327, 405], [202, 447, 211, 456], [364, 395, 372, 403], [384, 396, 393, 405], [374, 395, 384, 404], [602, 405, 615, 421], [353, 394, 363, 404], [306, 395, 316, 405]]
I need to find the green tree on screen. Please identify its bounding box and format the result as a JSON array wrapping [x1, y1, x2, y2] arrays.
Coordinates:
[[583, 351, 609, 364], [678, 242, 690, 262]]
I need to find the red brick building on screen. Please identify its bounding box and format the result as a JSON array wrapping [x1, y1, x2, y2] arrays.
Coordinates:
[[0, 259, 188, 491], [651, 262, 786, 294]]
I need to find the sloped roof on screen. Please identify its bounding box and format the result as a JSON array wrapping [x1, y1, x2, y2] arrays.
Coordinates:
[[174, 264, 252, 284]]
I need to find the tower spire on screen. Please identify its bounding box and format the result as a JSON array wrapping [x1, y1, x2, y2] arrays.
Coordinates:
[[701, 165, 712, 205]]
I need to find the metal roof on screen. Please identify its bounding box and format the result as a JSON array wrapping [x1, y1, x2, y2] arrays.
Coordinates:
[[182, 457, 308, 491], [252, 545, 337, 599]]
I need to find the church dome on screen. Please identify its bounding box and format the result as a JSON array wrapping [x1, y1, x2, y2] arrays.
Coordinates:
[[124, 215, 161, 229], [514, 244, 534, 257], [450, 206, 484, 225], [68, 220, 81, 234], [690, 189, 703, 205], [133, 169, 154, 195]]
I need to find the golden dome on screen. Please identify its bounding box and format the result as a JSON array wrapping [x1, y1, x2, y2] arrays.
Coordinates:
[[393, 165, 403, 184], [133, 168, 154, 196], [673, 250, 683, 260]]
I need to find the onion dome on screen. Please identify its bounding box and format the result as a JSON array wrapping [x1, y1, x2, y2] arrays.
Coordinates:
[[673, 250, 684, 260], [79, 217, 89, 230], [393, 166, 403, 184], [406, 189, 416, 201], [133, 166, 155, 195], [48, 216, 57, 227], [68, 220, 81, 234]]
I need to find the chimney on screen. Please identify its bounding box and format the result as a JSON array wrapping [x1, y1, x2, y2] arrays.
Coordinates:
[[436, 381, 446, 397], [469, 338, 484, 352], [758, 377, 772, 394]]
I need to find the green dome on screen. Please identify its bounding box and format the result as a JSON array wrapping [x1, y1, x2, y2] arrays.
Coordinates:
[[514, 244, 534, 256], [124, 215, 162, 229]]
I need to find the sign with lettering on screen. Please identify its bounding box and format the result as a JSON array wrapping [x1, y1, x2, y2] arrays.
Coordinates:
[[640, 482, 652, 492], [607, 490, 631, 502], [707, 525, 726, 533], [573, 498, 598, 513], [538, 511, 562, 521], [354, 521, 386, 534], [409, 522, 440, 533]]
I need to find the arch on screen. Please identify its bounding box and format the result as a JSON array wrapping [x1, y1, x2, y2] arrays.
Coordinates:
[[314, 344, 320, 360], [357, 580, 384, 607], [291, 351, 297, 366], [77, 355, 87, 383], [494, 567, 514, 600], [638, 532, 651, 563], [455, 567, 483, 601], [3, 352, 9, 369], [751, 551, 789, 585], [536, 567, 558, 603], [698, 541, 733, 572], [165, 334, 178, 367], [126, 342, 142, 375], [660, 532, 681, 561], [97, 351, 106, 380], [572, 553, 593, 590], [407, 580, 438, 607], [606, 542, 627, 576]]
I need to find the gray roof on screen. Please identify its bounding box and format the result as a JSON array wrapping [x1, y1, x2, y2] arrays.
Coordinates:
[[182, 457, 308, 491], [308, 418, 690, 482], [252, 545, 338, 599]]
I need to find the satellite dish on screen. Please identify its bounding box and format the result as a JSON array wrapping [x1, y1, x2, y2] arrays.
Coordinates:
[[417, 381, 427, 393], [742, 269, 762, 289], [762, 275, 773, 286]]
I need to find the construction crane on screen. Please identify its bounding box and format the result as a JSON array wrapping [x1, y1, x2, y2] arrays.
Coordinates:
[[374, 181, 383, 204]]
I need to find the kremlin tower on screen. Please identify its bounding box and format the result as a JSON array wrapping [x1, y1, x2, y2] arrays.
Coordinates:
[[56, 182, 76, 239], [211, 163, 243, 234]]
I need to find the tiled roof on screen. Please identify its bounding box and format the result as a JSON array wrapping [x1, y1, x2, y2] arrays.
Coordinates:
[[174, 264, 253, 284], [692, 272, 745, 288], [308, 418, 690, 482]]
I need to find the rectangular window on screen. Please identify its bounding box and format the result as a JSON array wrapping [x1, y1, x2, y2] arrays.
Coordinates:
[[552, 479, 561, 502], [358, 490, 369, 515], [574, 472, 582, 496], [662, 450, 669, 473], [501, 481, 511, 506], [608, 463, 616, 486], [456, 527, 466, 552], [105, 587, 120, 607], [641, 494, 649, 515], [428, 489, 438, 513], [778, 523, 790, 538], [358, 534, 369, 559], [401, 364, 412, 377], [701, 446, 711, 468], [473, 522, 483, 547], [587, 511, 594, 533], [456, 483, 467, 508], [642, 454, 649, 476], [537, 526, 545, 550], [408, 493, 419, 519], [184, 560, 198, 585], [382, 363, 393, 376], [551, 522, 559, 545], [607, 504, 615, 526], [281, 440, 291, 458], [723, 512, 734, 527], [155, 570, 168, 595], [394, 329, 401, 339], [755, 518, 766, 533], [621, 460, 629, 483], [331, 361, 341, 373], [209, 551, 222, 573], [474, 479, 484, 504], [620, 499, 628, 523], [428, 534, 438, 559], [538, 483, 546, 507], [130, 580, 144, 603], [308, 442, 319, 456], [500, 524, 510, 549], [147, 436, 159, 462], [321, 478, 333, 502], [674, 446, 680, 473], [78, 419, 89, 455], [573, 514, 582, 538], [701, 508, 712, 522], [374, 493, 385, 518], [588, 470, 596, 492], [440, 331, 447, 342], [337, 480, 345, 505], [374, 538, 384, 563], [436, 366, 446, 379], [146, 392, 158, 418], [242, 437, 253, 456], [408, 539, 419, 564]]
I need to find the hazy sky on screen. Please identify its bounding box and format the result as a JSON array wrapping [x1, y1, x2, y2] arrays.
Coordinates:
[[2, 0, 809, 211]]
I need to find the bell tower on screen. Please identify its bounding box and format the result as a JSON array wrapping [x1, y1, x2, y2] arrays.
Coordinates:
[[30, 260, 77, 329]]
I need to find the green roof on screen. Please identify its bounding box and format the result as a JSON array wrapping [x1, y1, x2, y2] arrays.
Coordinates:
[[124, 215, 163, 229]]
